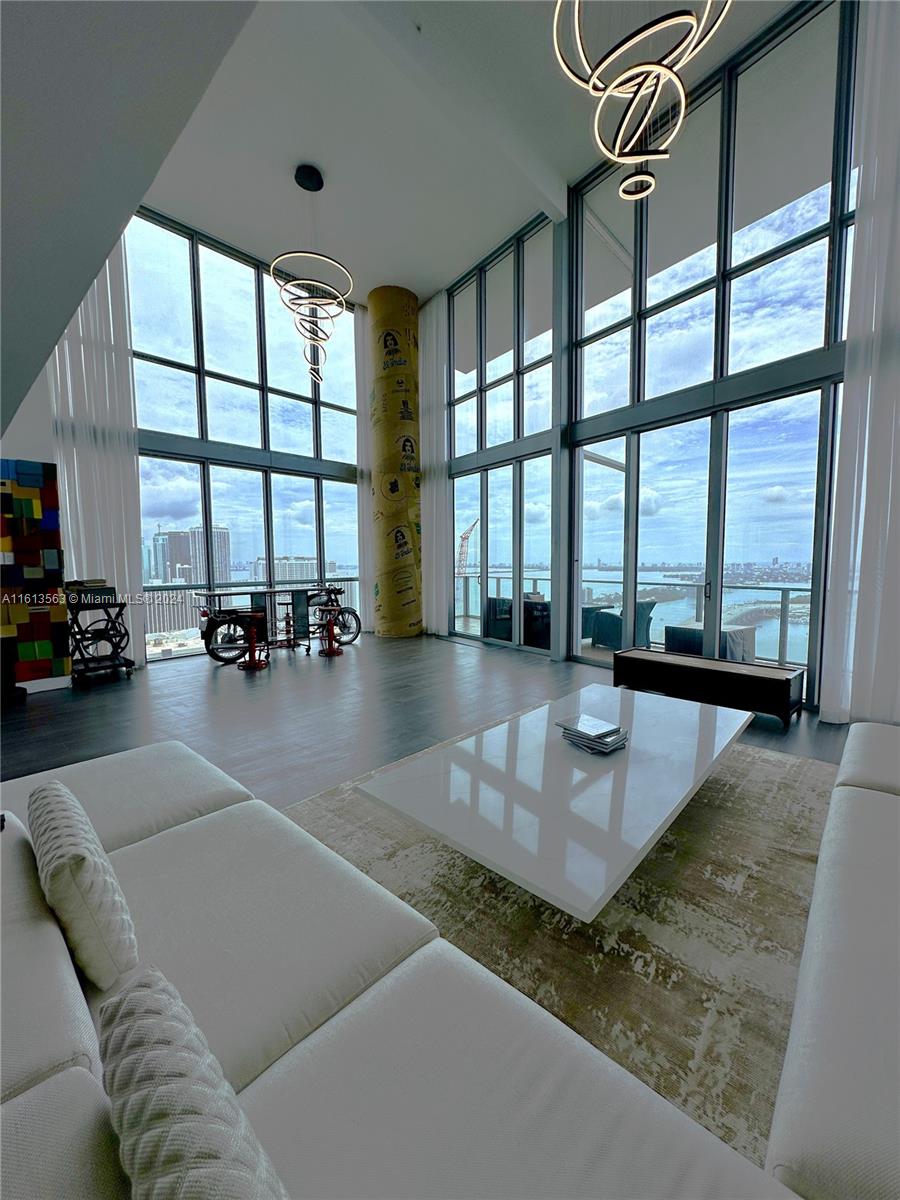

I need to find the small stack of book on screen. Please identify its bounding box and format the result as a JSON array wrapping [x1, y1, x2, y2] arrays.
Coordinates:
[[555, 713, 628, 754]]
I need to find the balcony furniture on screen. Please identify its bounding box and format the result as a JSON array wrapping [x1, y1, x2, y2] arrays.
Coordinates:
[[1, 740, 792, 1200], [765, 722, 900, 1200], [361, 681, 751, 921], [581, 604, 615, 639], [484, 596, 513, 641], [523, 598, 551, 649], [591, 600, 656, 651], [613, 648, 804, 729], [664, 620, 757, 663]]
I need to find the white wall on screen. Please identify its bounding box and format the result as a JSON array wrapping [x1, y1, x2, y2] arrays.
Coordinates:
[[1, 366, 54, 464]]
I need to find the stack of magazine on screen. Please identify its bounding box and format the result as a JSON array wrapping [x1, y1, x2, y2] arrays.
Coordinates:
[[555, 713, 628, 755]]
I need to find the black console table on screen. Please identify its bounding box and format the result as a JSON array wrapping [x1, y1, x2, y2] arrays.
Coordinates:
[[613, 648, 804, 729]]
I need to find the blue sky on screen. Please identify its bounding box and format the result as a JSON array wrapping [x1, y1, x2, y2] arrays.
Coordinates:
[[456, 179, 835, 578], [127, 217, 359, 575], [578, 391, 820, 578], [131, 166, 841, 587]]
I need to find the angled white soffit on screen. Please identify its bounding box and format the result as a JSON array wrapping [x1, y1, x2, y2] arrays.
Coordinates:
[[1, 0, 255, 432]]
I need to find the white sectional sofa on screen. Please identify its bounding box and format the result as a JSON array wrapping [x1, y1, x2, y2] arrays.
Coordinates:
[[0, 728, 894, 1199], [765, 721, 900, 1200]]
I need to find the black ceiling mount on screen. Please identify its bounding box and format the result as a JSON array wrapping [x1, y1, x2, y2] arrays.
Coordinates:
[[294, 163, 324, 192]]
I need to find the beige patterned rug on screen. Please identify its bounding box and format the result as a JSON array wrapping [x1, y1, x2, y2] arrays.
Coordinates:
[[284, 735, 834, 1166]]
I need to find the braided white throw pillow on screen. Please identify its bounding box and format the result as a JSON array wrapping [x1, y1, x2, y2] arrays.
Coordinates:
[[28, 780, 139, 989], [99, 967, 290, 1200]]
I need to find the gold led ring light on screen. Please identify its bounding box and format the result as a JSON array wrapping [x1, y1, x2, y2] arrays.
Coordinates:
[[553, 0, 732, 199], [269, 252, 354, 386]]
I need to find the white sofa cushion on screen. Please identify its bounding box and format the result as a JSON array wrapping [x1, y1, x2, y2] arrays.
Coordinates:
[[28, 782, 139, 990], [241, 938, 791, 1200], [105, 799, 437, 1091], [2, 740, 252, 851], [765, 784, 900, 1200], [0, 1065, 127, 1199], [100, 967, 289, 1200], [833, 721, 900, 796], [0, 813, 102, 1101]]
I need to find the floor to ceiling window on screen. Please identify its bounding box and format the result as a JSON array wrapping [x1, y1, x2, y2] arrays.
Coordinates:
[[569, 2, 854, 701], [448, 219, 556, 651], [448, 1, 856, 706], [453, 473, 481, 635], [635, 418, 711, 656], [127, 211, 358, 661], [576, 437, 626, 664]]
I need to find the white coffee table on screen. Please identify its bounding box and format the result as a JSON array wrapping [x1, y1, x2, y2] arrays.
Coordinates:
[[361, 683, 751, 921]]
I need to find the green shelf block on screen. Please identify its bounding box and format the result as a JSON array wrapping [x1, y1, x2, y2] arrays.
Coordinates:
[[35, 640, 53, 659], [18, 642, 37, 661]]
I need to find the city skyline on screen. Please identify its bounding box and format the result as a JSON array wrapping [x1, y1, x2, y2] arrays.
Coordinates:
[[142, 526, 345, 587]]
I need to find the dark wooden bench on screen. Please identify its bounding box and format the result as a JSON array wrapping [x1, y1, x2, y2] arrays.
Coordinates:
[[613, 648, 805, 730]]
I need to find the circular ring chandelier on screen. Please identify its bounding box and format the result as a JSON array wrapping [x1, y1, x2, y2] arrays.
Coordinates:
[[553, 0, 732, 200], [269, 251, 353, 386], [270, 166, 354, 386]]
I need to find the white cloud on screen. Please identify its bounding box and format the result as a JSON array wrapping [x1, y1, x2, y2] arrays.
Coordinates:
[[763, 485, 789, 504], [640, 488, 662, 516], [524, 500, 550, 525]]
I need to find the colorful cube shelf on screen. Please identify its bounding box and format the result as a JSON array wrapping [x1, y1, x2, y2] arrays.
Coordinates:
[[0, 459, 69, 688]]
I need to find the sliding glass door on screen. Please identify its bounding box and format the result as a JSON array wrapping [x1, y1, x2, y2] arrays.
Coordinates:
[[521, 456, 552, 649], [452, 454, 553, 651], [575, 390, 833, 688], [453, 474, 482, 636], [721, 392, 823, 668], [576, 439, 626, 665], [636, 418, 711, 658], [485, 466, 513, 642]]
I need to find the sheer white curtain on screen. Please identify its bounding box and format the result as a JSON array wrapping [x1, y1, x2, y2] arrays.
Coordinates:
[[820, 1, 900, 725], [354, 304, 375, 632], [47, 238, 146, 667], [419, 291, 450, 635]]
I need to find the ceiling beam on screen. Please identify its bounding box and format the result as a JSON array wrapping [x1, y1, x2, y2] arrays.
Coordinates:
[[337, 1, 568, 223]]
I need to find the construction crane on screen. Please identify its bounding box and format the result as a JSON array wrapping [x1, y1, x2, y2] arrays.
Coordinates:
[[455, 519, 479, 577]]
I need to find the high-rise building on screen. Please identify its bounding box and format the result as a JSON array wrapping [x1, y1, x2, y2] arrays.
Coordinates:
[[207, 526, 231, 585], [151, 528, 169, 584], [257, 555, 319, 582], [144, 590, 196, 637], [151, 526, 205, 585], [165, 530, 194, 584]]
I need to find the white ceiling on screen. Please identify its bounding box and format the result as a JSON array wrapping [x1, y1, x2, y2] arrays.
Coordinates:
[[145, 0, 791, 309]]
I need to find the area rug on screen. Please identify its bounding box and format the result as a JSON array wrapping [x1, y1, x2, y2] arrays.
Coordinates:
[[284, 733, 835, 1166]]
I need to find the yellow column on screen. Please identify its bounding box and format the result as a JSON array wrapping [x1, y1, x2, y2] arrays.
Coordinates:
[[367, 285, 423, 637]]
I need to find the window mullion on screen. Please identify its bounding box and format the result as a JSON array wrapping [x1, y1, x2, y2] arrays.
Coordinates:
[[477, 266, 487, 451], [714, 64, 736, 382], [631, 184, 646, 407], [514, 234, 524, 441], [826, 0, 859, 347]]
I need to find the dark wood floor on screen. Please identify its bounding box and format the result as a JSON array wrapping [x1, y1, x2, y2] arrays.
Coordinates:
[[1, 636, 846, 808]]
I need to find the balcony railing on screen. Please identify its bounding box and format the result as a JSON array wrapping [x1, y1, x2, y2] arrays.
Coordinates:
[[454, 572, 812, 667]]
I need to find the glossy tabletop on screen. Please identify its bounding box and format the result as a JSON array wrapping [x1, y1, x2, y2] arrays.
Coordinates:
[[361, 684, 752, 921]]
